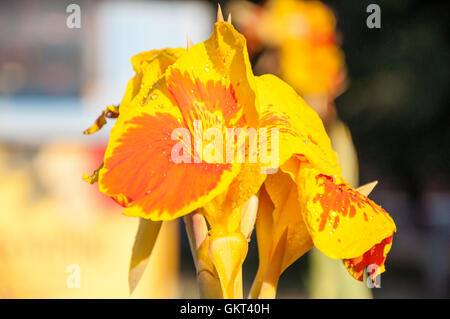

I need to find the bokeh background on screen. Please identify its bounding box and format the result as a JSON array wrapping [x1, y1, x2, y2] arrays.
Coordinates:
[[0, 0, 448, 298]]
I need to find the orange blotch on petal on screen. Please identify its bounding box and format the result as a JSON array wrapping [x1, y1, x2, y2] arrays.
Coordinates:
[[312, 174, 385, 232], [167, 69, 244, 129], [296, 165, 396, 260], [99, 113, 234, 220], [343, 235, 394, 282]]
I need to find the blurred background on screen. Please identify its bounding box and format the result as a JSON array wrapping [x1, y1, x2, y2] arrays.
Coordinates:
[[0, 0, 448, 298]]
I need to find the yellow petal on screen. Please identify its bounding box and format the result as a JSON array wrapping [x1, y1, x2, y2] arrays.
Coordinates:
[[108, 48, 187, 122], [121, 48, 187, 116], [240, 195, 259, 239], [168, 21, 259, 127], [203, 163, 265, 234], [99, 48, 186, 166], [249, 185, 274, 299], [264, 171, 313, 272], [128, 218, 162, 294], [295, 164, 396, 260], [257, 229, 287, 298], [99, 46, 240, 221], [256, 74, 340, 175], [250, 172, 313, 299]]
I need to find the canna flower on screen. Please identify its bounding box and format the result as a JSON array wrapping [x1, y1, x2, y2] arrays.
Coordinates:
[[84, 7, 396, 299]]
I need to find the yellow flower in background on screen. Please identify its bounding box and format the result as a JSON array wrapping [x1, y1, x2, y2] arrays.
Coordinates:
[[84, 8, 396, 299], [229, 0, 345, 97]]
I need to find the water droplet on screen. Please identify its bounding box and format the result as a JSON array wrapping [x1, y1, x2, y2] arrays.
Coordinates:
[[150, 94, 158, 100]]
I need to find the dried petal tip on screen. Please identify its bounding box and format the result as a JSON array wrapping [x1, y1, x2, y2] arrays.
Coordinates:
[[357, 180, 378, 197], [227, 13, 232, 24], [83, 105, 119, 135], [217, 4, 224, 22], [186, 35, 194, 49]]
